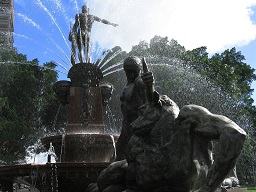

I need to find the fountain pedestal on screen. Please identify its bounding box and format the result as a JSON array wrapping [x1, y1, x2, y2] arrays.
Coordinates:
[[38, 62, 117, 191], [66, 86, 104, 134], [42, 63, 117, 163]]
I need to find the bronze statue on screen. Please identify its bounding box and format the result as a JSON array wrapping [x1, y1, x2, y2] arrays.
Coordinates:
[[115, 56, 147, 161], [69, 5, 118, 65], [126, 92, 246, 191], [86, 57, 247, 192]]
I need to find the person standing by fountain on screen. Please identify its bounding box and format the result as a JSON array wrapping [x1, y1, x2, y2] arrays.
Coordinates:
[[116, 56, 149, 161], [69, 5, 118, 65]]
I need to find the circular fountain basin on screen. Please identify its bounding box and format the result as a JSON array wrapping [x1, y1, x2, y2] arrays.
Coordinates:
[[0, 162, 110, 192], [41, 134, 118, 163]]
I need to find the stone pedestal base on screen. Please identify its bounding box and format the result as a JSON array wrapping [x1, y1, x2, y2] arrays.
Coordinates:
[[216, 188, 247, 192]]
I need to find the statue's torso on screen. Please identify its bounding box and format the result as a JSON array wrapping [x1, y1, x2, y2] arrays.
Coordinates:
[[76, 13, 94, 32], [120, 79, 146, 123]]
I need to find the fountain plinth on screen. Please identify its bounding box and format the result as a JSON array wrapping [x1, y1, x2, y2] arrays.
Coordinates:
[[67, 62, 104, 134], [42, 63, 117, 163]]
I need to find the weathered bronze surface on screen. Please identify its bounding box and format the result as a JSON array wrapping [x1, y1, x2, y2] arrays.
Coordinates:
[[69, 5, 118, 64], [92, 57, 247, 192]]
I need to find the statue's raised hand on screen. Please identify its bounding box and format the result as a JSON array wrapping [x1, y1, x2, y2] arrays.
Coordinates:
[[141, 57, 154, 102], [141, 72, 154, 87]]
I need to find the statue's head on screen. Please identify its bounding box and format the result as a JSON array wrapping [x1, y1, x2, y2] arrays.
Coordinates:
[[123, 56, 141, 83], [82, 5, 89, 13]]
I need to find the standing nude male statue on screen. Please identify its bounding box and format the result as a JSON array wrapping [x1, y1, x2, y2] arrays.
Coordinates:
[[69, 5, 118, 65]]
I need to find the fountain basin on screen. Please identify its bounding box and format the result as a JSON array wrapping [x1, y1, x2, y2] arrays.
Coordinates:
[[42, 134, 118, 163], [0, 162, 110, 192]]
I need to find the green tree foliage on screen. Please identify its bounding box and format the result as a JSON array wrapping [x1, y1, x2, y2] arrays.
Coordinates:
[[129, 35, 186, 59], [0, 47, 59, 164], [237, 135, 256, 185], [185, 47, 256, 101], [149, 36, 186, 58], [210, 48, 255, 98], [183, 46, 210, 72]]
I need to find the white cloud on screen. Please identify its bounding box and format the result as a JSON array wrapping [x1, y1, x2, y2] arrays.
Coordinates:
[[86, 0, 256, 53]]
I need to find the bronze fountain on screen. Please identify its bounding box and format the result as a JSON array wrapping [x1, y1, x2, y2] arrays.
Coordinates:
[[0, 5, 247, 192], [0, 5, 119, 192]]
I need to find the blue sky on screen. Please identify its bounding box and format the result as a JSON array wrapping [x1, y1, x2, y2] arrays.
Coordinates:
[[13, 0, 256, 104]]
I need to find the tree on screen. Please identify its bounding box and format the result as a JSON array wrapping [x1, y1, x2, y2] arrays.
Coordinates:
[[0, 47, 59, 164], [149, 36, 186, 58], [185, 47, 256, 99], [209, 48, 256, 96]]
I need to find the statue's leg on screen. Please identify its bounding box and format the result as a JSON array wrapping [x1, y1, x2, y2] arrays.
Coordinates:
[[71, 44, 76, 65], [116, 123, 133, 161], [85, 33, 90, 63], [77, 41, 83, 63], [126, 161, 139, 191]]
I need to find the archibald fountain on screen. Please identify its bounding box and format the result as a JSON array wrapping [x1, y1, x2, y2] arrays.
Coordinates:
[[0, 4, 248, 192], [0, 5, 119, 192]]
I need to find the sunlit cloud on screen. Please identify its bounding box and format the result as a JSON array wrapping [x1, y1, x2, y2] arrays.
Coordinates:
[[87, 0, 256, 53]]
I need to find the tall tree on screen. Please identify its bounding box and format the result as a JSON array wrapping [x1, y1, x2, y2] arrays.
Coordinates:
[[0, 47, 59, 164]]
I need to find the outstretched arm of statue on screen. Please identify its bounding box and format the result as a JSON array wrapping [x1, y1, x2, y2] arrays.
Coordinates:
[[95, 16, 118, 27], [178, 105, 247, 192]]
